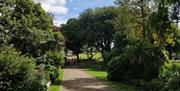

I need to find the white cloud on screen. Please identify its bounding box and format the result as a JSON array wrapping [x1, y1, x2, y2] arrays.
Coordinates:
[[33, 0, 68, 14]]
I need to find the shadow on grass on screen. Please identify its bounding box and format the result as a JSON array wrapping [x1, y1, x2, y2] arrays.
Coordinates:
[[79, 60, 141, 91]]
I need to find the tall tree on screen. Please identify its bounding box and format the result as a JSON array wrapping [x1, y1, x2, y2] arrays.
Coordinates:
[[147, 0, 180, 59], [115, 0, 152, 40], [62, 18, 84, 62], [79, 7, 118, 53], [0, 0, 60, 57], [107, 0, 180, 81], [79, 9, 95, 59]]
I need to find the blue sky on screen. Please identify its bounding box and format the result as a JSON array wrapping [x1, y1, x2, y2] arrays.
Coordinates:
[[34, 0, 115, 26]]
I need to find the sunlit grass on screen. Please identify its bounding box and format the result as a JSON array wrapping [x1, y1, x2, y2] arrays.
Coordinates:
[[176, 62, 180, 67], [73, 52, 102, 60], [80, 61, 139, 91], [48, 68, 64, 91]]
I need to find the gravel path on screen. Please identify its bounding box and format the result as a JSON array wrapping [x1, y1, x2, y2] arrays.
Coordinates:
[[61, 65, 116, 91]]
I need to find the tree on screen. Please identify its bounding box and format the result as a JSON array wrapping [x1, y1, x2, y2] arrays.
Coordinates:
[[0, 0, 14, 45], [107, 4, 165, 80], [79, 9, 96, 60], [0, 1, 64, 90], [61, 18, 84, 62], [147, 0, 180, 59], [93, 7, 118, 53], [115, 0, 152, 40], [106, 0, 180, 81], [0, 0, 60, 57], [79, 7, 118, 53]]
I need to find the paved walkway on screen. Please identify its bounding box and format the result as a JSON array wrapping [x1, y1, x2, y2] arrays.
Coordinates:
[[61, 65, 116, 91]]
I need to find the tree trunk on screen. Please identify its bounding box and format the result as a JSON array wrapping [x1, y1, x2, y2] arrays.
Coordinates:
[[90, 52, 93, 60], [87, 47, 93, 60], [76, 53, 80, 63], [89, 47, 93, 60], [140, 0, 146, 40]]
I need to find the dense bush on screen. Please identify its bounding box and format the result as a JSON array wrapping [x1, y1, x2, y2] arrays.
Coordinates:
[[49, 66, 60, 82], [0, 47, 47, 91], [107, 40, 165, 81], [36, 51, 64, 68], [35, 51, 64, 82], [102, 50, 118, 70], [140, 65, 180, 91], [46, 51, 64, 68]]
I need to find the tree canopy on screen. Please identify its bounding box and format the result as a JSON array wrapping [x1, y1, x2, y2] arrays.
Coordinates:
[[0, 0, 63, 57], [0, 0, 64, 90]]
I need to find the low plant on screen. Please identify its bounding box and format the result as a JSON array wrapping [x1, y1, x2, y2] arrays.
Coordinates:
[[0, 46, 47, 91], [35, 51, 64, 82]]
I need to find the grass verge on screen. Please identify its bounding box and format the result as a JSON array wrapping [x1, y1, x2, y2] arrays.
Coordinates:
[[80, 61, 139, 91], [48, 68, 64, 91]]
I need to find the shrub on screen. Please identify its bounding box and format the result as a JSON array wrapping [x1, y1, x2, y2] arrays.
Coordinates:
[[35, 51, 64, 82], [46, 51, 64, 68], [107, 56, 123, 81], [141, 65, 180, 91], [0, 46, 47, 91], [107, 40, 165, 81], [35, 51, 64, 70], [162, 69, 180, 91], [102, 50, 118, 70], [49, 66, 60, 82]]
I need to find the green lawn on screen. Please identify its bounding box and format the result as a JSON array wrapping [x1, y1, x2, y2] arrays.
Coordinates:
[[175, 62, 180, 67], [74, 52, 102, 60], [80, 61, 139, 91], [48, 68, 64, 91]]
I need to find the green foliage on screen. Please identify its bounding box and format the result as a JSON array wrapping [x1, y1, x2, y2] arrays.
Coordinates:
[[79, 7, 118, 53], [140, 65, 180, 91], [0, 0, 64, 91], [105, 0, 180, 90], [61, 18, 83, 61], [0, 0, 63, 57], [46, 51, 64, 68], [107, 40, 165, 81], [102, 50, 118, 70], [146, 1, 180, 60], [36, 51, 64, 81], [0, 46, 47, 91], [49, 66, 60, 82], [107, 3, 151, 80], [62, 7, 119, 62]]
